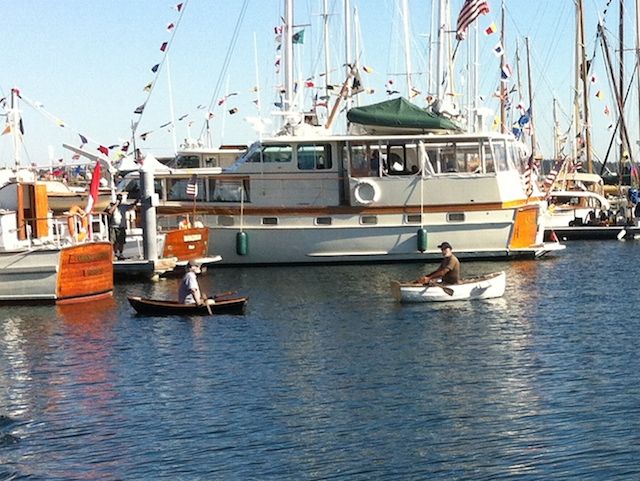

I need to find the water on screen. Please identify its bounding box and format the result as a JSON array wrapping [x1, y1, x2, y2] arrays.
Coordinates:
[[1, 241, 640, 480]]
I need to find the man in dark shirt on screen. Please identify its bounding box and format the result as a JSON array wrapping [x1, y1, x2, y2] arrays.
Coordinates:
[[416, 241, 460, 285]]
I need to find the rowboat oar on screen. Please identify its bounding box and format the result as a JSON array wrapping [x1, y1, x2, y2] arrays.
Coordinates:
[[201, 293, 213, 315], [427, 282, 454, 296]]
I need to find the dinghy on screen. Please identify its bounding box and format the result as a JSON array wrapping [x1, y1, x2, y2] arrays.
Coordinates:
[[128, 293, 247, 316], [391, 271, 506, 303]]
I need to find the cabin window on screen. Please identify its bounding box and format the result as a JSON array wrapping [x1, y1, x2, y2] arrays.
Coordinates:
[[315, 217, 332, 225], [174, 155, 200, 169], [167, 178, 205, 201], [262, 217, 278, 225], [360, 215, 378, 225], [405, 214, 423, 223], [218, 216, 235, 226], [247, 145, 292, 163], [493, 141, 509, 171], [210, 179, 249, 202], [348, 143, 369, 177], [297, 144, 332, 170], [447, 213, 466, 222]]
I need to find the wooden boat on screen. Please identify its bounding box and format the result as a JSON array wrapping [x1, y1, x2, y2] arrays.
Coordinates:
[[0, 180, 113, 304], [127, 293, 247, 316], [390, 271, 506, 303]]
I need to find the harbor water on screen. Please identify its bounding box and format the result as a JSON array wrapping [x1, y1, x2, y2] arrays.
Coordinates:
[[1, 240, 639, 480]]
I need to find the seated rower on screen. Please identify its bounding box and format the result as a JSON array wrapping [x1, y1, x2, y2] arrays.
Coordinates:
[[415, 241, 460, 285], [178, 260, 204, 305]]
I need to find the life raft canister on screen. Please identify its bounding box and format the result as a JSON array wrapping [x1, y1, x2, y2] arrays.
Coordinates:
[[353, 179, 381, 205]]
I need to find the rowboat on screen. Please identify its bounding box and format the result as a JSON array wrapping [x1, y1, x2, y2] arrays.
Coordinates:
[[127, 293, 247, 316], [390, 271, 506, 303]]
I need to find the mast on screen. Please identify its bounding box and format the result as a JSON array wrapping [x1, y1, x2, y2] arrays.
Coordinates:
[[344, 0, 353, 111], [619, 0, 626, 168], [636, 0, 640, 158], [526, 37, 536, 160], [499, 0, 507, 133], [284, 0, 294, 115], [9, 88, 21, 169], [553, 97, 560, 160], [577, 0, 593, 173], [322, 0, 332, 100], [401, 0, 413, 97]]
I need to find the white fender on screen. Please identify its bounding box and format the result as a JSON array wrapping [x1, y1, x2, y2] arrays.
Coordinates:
[[353, 179, 381, 205]]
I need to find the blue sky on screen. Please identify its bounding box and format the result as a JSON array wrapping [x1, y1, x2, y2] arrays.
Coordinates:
[[0, 0, 634, 168]]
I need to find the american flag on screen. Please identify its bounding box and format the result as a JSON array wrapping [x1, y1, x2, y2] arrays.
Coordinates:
[[456, 0, 490, 41], [186, 175, 198, 198], [522, 154, 537, 198], [543, 157, 567, 196]]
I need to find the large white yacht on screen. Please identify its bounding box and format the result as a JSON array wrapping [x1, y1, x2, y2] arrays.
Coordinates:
[[118, 128, 562, 265]]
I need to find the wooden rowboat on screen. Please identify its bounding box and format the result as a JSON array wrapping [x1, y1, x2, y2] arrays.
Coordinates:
[[391, 271, 506, 303], [128, 293, 247, 316]]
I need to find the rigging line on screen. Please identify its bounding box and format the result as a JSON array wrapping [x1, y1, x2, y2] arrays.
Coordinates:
[[132, 0, 190, 135], [199, 0, 250, 141]]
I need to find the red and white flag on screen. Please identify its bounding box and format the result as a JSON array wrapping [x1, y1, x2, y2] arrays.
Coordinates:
[[186, 175, 198, 197], [85, 161, 102, 214], [456, 0, 490, 41]]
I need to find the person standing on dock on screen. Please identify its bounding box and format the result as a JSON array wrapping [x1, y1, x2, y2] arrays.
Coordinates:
[[104, 194, 132, 260], [416, 241, 460, 285], [178, 260, 204, 305]]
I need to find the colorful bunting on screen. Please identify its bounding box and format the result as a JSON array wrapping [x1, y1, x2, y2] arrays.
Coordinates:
[[143, 82, 153, 92], [97, 145, 109, 156], [166, 22, 175, 32], [160, 42, 168, 52], [134, 104, 146, 114], [151, 64, 160, 73], [228, 108, 239, 115], [79, 134, 88, 145], [174, 3, 183, 12], [493, 42, 504, 56]]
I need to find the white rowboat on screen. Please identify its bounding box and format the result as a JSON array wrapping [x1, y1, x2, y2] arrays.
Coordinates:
[[391, 271, 506, 303]]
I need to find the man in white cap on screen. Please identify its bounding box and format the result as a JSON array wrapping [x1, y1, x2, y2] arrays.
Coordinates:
[[416, 241, 460, 285], [178, 260, 204, 304]]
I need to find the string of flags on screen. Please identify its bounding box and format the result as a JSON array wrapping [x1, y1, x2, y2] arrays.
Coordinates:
[[131, 2, 186, 130]]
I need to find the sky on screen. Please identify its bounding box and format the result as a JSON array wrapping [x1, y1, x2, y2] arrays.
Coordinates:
[[0, 0, 636, 170]]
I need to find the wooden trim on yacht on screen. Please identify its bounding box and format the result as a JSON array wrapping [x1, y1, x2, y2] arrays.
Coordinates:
[[162, 227, 209, 260], [156, 200, 536, 217], [56, 242, 113, 302]]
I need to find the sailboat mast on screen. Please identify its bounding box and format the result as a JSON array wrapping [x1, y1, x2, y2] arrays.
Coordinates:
[[322, 0, 332, 99], [499, 1, 506, 133], [636, 0, 640, 157], [526, 37, 536, 160], [553, 97, 560, 160], [10, 89, 21, 169], [619, 0, 628, 170], [577, 0, 594, 173], [401, 0, 413, 97], [284, 0, 294, 114]]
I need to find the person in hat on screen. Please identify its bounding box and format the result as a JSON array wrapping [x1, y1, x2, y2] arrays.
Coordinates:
[[178, 260, 204, 305], [416, 241, 460, 285]]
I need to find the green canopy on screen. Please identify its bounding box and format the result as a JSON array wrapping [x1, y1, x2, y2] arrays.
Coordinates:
[[347, 97, 461, 133]]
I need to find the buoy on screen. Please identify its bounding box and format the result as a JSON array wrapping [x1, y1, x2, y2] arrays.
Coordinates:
[[417, 228, 427, 252], [236, 231, 248, 255]]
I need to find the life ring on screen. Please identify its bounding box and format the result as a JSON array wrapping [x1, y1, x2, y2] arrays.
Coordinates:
[[353, 179, 381, 205], [67, 205, 88, 242]]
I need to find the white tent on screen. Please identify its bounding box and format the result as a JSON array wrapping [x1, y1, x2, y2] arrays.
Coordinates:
[[116, 153, 170, 173]]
